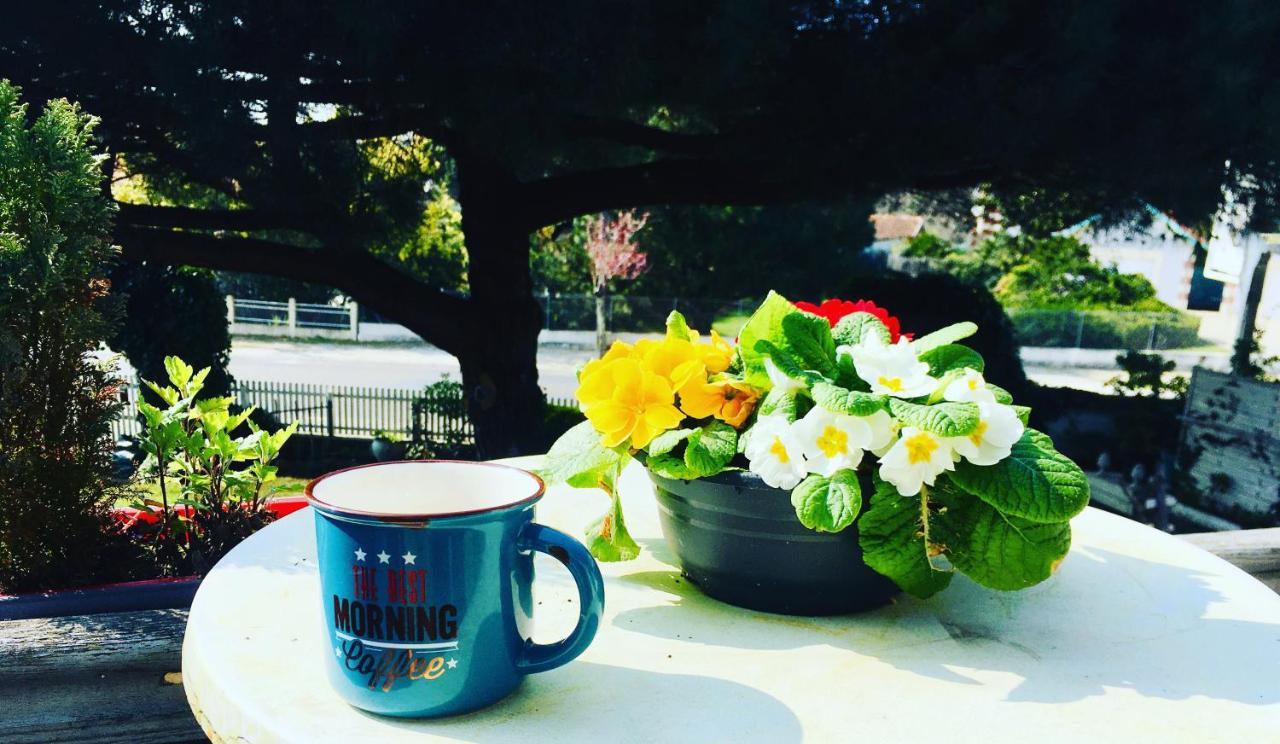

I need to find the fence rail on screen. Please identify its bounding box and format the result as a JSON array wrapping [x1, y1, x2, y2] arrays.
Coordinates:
[[111, 380, 577, 445], [1006, 308, 1203, 350], [227, 297, 359, 338], [535, 292, 756, 333]]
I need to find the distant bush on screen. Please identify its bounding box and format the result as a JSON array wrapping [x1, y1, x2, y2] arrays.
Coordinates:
[[901, 230, 956, 259], [111, 262, 233, 398]]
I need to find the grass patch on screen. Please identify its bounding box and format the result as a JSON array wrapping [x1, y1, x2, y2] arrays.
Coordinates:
[[712, 313, 750, 338], [116, 476, 311, 508]]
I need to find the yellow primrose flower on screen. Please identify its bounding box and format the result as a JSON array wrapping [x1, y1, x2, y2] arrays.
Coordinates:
[[701, 331, 733, 374], [634, 337, 707, 390], [577, 358, 685, 448], [678, 378, 759, 428]]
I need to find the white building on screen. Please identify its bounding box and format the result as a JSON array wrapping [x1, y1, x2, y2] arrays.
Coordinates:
[[1072, 209, 1280, 350]]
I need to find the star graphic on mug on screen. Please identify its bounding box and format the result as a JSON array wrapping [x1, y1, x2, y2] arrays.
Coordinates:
[[377, 550, 391, 564], [447, 658, 459, 669], [402, 551, 417, 565], [353, 548, 366, 562], [334, 646, 342, 658]]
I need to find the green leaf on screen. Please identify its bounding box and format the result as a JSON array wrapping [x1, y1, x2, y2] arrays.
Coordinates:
[[538, 421, 629, 490], [913, 322, 978, 354], [645, 451, 698, 480], [584, 459, 640, 562], [142, 379, 180, 407], [810, 381, 887, 416], [781, 312, 836, 376], [647, 427, 694, 458], [858, 477, 952, 598], [665, 310, 696, 342], [683, 420, 737, 478], [738, 291, 801, 388], [918, 344, 985, 377], [888, 398, 980, 437], [754, 340, 821, 386], [791, 470, 862, 533], [137, 400, 163, 429], [949, 429, 1090, 523], [1012, 405, 1031, 426], [933, 479, 1071, 591], [757, 387, 799, 421], [986, 383, 1014, 405], [832, 312, 891, 347], [164, 356, 194, 390]]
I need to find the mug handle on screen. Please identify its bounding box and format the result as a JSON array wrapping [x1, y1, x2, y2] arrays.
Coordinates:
[[515, 522, 605, 674]]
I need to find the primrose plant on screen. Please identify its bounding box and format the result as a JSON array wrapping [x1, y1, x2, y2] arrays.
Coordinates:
[[134, 356, 298, 574], [542, 292, 1090, 598]]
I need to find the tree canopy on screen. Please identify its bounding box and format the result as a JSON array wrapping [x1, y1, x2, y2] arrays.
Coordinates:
[[6, 1, 1280, 453]]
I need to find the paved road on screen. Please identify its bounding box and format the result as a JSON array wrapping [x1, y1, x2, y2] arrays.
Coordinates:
[[227, 339, 1126, 397]]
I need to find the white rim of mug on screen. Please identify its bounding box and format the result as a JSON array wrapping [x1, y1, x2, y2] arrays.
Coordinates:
[[305, 459, 546, 523]]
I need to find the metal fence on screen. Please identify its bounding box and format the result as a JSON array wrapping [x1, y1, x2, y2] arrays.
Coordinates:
[[1006, 309, 1203, 350], [111, 379, 577, 445], [535, 292, 756, 333], [227, 297, 358, 338]]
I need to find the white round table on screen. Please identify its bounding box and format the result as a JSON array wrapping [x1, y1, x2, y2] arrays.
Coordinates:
[[184, 458, 1280, 742]]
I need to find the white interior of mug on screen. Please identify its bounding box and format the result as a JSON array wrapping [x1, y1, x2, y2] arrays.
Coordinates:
[[307, 461, 543, 518]]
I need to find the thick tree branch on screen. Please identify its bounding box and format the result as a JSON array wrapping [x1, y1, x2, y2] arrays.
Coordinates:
[[516, 157, 999, 228], [565, 115, 720, 155], [114, 226, 472, 355], [117, 203, 316, 232]]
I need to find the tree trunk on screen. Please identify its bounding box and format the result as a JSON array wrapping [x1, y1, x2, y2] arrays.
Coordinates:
[[455, 180, 547, 458], [1231, 248, 1272, 377], [595, 287, 609, 356]]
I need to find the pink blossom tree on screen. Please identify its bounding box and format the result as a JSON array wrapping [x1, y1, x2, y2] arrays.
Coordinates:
[[585, 210, 650, 355]]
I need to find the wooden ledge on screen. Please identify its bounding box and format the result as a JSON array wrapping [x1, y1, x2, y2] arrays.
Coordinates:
[[0, 609, 202, 743], [1181, 528, 1280, 593]]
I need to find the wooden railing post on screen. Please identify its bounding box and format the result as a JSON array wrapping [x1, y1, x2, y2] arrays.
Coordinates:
[[287, 298, 297, 338]]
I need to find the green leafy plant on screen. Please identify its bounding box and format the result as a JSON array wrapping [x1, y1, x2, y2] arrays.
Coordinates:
[[133, 356, 298, 575], [542, 291, 1090, 599], [0, 81, 147, 592]]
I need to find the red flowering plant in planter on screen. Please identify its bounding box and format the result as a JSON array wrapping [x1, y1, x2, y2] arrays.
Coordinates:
[[542, 291, 1090, 600]]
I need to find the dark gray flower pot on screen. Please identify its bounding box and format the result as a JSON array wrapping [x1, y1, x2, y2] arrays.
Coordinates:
[[649, 468, 899, 616]]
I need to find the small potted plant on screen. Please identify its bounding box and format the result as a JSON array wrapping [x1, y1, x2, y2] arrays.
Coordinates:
[[371, 429, 409, 462], [542, 292, 1090, 615]]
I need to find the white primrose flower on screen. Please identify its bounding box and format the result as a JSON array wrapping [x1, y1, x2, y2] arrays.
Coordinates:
[[862, 409, 898, 456], [793, 406, 873, 476], [764, 356, 805, 394], [744, 415, 808, 490], [877, 426, 956, 497], [947, 401, 1024, 466], [943, 368, 997, 404], [840, 337, 937, 399]]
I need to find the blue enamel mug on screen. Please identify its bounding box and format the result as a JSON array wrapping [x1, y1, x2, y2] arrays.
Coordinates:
[[306, 460, 605, 718]]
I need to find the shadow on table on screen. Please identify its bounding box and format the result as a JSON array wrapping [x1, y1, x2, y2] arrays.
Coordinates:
[[612, 545, 1280, 707], [354, 661, 804, 743]]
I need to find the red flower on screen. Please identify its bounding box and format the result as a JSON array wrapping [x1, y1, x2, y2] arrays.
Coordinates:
[[794, 298, 909, 342]]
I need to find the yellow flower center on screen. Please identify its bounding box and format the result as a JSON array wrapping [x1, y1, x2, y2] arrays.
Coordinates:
[[904, 432, 939, 464], [968, 419, 989, 447], [769, 436, 790, 464], [878, 376, 904, 392], [816, 425, 849, 458], [968, 378, 979, 390]]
